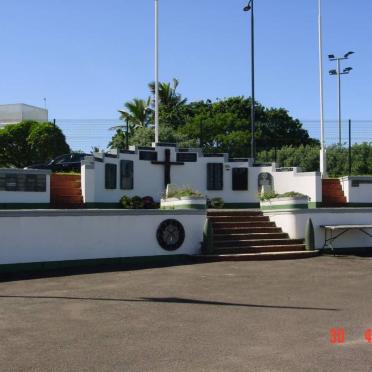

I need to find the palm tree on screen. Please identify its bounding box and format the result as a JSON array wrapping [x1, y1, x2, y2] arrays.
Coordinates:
[[148, 78, 187, 108], [111, 97, 152, 133]]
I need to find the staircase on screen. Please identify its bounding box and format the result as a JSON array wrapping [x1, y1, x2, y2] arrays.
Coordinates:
[[201, 210, 318, 261], [322, 179, 347, 207], [51, 174, 84, 209]]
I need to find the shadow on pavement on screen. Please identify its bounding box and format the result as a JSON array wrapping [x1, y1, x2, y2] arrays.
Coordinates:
[[0, 295, 340, 311]]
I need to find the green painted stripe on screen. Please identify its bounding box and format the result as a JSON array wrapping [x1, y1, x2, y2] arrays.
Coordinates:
[[0, 203, 50, 210], [161, 204, 206, 210], [346, 203, 372, 207], [0, 255, 193, 275], [260, 204, 309, 211]]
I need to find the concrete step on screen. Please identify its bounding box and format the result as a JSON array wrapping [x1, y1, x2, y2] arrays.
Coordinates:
[[52, 204, 85, 209], [209, 216, 270, 223], [322, 203, 348, 208], [51, 181, 81, 187], [196, 250, 319, 262], [207, 210, 262, 217], [52, 195, 83, 204], [215, 244, 306, 254], [323, 198, 347, 204], [214, 232, 289, 241], [214, 238, 304, 248], [214, 227, 282, 234], [212, 221, 276, 228], [51, 188, 82, 196]]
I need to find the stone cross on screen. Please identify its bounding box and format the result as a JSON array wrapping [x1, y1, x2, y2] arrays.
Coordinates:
[[152, 149, 184, 188]]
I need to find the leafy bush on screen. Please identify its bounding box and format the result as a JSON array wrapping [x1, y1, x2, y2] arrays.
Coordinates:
[[259, 191, 279, 201], [280, 192, 308, 198], [208, 197, 225, 209], [120, 195, 158, 209], [131, 196, 144, 209], [259, 191, 308, 201], [120, 195, 133, 209], [166, 186, 203, 199], [142, 196, 156, 209]]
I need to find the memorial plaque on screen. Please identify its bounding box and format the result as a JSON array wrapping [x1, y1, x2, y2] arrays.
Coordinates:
[[232, 168, 248, 191], [0, 173, 46, 192], [35, 175, 47, 192], [258, 172, 274, 193], [105, 164, 117, 189], [176, 153, 197, 162], [207, 163, 223, 190], [139, 151, 158, 161], [120, 160, 134, 190]]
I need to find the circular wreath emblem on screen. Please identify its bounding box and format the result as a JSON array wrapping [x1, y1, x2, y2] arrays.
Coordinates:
[[156, 219, 185, 251]]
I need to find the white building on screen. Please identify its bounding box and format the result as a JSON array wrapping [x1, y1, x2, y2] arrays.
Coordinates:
[[0, 103, 48, 128]]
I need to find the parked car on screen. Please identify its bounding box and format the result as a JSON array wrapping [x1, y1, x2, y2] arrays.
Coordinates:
[[25, 153, 88, 173]]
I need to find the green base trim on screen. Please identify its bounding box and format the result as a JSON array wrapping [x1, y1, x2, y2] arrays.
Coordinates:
[[0, 203, 50, 210], [346, 203, 372, 208], [261, 204, 309, 211], [223, 203, 260, 209], [161, 204, 206, 210], [0, 255, 193, 275]]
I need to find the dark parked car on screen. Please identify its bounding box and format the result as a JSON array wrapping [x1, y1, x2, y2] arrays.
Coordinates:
[[25, 153, 88, 173]]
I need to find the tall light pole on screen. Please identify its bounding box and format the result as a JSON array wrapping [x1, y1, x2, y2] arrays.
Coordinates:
[[244, 0, 255, 162], [154, 0, 160, 144], [318, 0, 326, 177], [329, 52, 354, 146]]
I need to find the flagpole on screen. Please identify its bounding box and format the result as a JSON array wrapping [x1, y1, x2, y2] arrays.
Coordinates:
[[154, 0, 160, 143], [318, 0, 326, 176]]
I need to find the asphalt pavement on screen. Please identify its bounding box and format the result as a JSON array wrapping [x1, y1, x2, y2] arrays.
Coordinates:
[[1, 255, 372, 371]]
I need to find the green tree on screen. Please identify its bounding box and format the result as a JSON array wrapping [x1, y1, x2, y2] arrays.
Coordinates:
[[0, 120, 70, 168], [109, 125, 198, 149], [119, 98, 152, 129], [257, 143, 372, 177], [149, 78, 187, 108]]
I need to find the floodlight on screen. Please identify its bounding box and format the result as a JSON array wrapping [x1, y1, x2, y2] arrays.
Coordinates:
[[243, 1, 252, 11]]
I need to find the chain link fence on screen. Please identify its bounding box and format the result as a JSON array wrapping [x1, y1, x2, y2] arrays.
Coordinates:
[[55, 119, 372, 153]]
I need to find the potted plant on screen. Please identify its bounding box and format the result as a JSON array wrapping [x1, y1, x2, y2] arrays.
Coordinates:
[[259, 191, 310, 211], [160, 185, 207, 210]]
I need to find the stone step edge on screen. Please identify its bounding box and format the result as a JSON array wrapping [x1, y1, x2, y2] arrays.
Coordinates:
[[195, 250, 319, 261], [214, 238, 304, 244]]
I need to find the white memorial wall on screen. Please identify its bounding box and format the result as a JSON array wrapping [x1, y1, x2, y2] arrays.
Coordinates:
[[81, 144, 322, 207]]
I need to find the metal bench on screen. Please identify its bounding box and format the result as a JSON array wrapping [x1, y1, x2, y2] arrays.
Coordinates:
[[320, 224, 372, 255]]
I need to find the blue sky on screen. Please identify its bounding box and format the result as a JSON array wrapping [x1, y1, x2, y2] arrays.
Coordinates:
[[0, 0, 371, 147]]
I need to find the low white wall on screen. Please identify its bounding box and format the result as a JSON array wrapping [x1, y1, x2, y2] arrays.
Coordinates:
[[264, 208, 372, 249], [273, 170, 322, 204], [340, 176, 372, 204], [0, 210, 205, 265], [0, 169, 50, 204]]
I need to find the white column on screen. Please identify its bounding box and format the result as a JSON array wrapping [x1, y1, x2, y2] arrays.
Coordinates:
[[154, 0, 160, 144]]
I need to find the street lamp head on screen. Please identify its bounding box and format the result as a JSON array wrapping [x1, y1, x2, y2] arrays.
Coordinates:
[[344, 51, 354, 58], [344, 67, 353, 73], [243, 0, 252, 11], [328, 54, 335, 60], [329, 69, 337, 75]]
